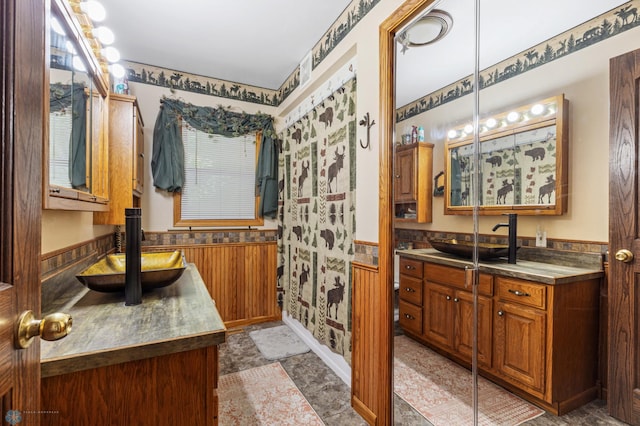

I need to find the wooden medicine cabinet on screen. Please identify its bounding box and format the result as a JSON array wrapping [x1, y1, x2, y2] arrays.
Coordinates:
[[445, 94, 568, 215], [44, 0, 110, 211]]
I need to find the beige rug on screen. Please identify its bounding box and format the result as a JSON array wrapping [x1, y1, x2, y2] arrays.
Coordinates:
[[249, 325, 310, 360], [394, 335, 545, 426], [218, 362, 325, 425]]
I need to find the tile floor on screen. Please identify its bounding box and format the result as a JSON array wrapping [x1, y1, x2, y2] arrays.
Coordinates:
[[218, 321, 628, 425]]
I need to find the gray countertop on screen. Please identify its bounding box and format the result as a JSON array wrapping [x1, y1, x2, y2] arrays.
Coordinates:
[[40, 264, 226, 378], [397, 248, 604, 284]]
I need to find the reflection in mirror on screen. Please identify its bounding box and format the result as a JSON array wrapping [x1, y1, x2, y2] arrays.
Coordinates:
[[46, 0, 109, 211], [49, 14, 92, 192], [445, 94, 568, 215]]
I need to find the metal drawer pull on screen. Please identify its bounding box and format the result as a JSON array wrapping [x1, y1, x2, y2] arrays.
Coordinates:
[[404, 287, 415, 292], [508, 289, 530, 297], [404, 313, 415, 320], [454, 298, 459, 302], [404, 265, 414, 270], [498, 310, 504, 316], [446, 295, 451, 301]]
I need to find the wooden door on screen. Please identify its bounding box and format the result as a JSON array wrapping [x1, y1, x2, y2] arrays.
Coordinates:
[[609, 47, 640, 424], [493, 301, 546, 396], [454, 290, 492, 368], [1, 0, 45, 424], [394, 147, 417, 202], [423, 282, 454, 349]]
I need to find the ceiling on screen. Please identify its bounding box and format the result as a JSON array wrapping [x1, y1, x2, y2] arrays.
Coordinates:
[[98, 0, 629, 107]]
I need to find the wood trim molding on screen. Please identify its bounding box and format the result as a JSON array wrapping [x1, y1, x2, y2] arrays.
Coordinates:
[[374, 1, 438, 424]]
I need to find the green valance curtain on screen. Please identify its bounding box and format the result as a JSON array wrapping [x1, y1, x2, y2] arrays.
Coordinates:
[[50, 83, 87, 189], [152, 97, 279, 218]]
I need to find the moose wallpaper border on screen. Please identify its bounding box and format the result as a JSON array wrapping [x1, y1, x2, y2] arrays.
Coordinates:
[[123, 0, 381, 107], [397, 1, 640, 122]]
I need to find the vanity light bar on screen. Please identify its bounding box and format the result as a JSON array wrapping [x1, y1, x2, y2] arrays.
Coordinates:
[[445, 97, 559, 141]]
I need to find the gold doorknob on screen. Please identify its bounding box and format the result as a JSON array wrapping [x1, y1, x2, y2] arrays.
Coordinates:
[[615, 249, 634, 263], [16, 310, 72, 349]]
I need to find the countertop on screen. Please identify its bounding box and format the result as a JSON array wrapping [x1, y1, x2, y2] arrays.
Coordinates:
[[396, 248, 604, 284], [40, 264, 226, 378]]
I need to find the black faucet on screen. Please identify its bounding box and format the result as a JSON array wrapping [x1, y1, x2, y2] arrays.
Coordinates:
[[492, 213, 518, 264], [125, 208, 142, 305]]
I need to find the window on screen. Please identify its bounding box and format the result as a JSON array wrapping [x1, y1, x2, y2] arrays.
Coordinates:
[[174, 123, 263, 227]]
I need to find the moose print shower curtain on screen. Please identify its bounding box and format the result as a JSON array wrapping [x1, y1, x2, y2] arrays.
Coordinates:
[[277, 78, 357, 363]]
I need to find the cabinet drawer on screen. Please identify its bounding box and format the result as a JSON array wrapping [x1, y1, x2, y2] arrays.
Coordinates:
[[496, 277, 546, 310], [400, 257, 423, 278], [399, 300, 422, 335], [399, 275, 422, 305], [425, 263, 493, 296]]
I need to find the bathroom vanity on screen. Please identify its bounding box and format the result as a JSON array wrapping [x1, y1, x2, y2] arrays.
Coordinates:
[[396, 248, 603, 415], [40, 264, 226, 425]]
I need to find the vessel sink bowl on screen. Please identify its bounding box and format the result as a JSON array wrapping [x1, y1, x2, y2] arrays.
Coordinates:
[[428, 238, 519, 260], [76, 250, 187, 292]]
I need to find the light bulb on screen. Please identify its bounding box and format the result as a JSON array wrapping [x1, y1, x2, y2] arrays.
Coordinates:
[[110, 63, 126, 79], [80, 1, 106, 22], [530, 104, 544, 115], [102, 46, 120, 63], [93, 26, 114, 45], [507, 111, 520, 123], [447, 129, 458, 139], [464, 124, 473, 134], [485, 118, 497, 129]]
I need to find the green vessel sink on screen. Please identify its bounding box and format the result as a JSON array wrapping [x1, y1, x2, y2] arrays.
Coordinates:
[[76, 250, 187, 292]]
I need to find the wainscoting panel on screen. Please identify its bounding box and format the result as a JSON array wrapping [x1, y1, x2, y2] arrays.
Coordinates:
[[151, 243, 281, 328], [351, 261, 391, 425]]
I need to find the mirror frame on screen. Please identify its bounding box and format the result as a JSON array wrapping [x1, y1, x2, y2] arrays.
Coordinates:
[[444, 93, 569, 216], [44, 0, 110, 211]]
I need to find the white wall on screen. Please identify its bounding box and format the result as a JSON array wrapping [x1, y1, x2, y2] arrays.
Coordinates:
[[396, 25, 640, 243]]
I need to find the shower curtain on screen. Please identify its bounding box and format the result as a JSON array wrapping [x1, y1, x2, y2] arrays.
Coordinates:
[[277, 78, 357, 363]]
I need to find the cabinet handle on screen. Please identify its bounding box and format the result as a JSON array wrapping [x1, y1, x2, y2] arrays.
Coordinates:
[[404, 313, 415, 320], [404, 287, 415, 293], [404, 265, 414, 270], [454, 298, 459, 302], [395, 174, 401, 178], [498, 310, 504, 316], [446, 295, 451, 301], [508, 289, 530, 297]]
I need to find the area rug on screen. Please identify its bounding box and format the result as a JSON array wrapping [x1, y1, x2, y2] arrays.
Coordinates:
[[248, 325, 310, 360], [218, 362, 324, 425], [394, 335, 545, 426]]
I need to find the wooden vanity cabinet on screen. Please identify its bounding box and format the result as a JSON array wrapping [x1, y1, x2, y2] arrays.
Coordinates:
[[397, 257, 601, 415], [423, 263, 494, 368], [394, 142, 433, 223], [398, 257, 423, 335], [493, 277, 547, 397], [94, 93, 144, 225]]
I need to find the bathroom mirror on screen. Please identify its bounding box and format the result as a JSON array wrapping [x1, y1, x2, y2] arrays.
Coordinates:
[[44, 0, 109, 211], [445, 94, 568, 215]]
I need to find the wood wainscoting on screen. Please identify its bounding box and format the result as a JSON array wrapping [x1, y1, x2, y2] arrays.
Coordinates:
[[351, 261, 392, 425], [146, 242, 281, 328]]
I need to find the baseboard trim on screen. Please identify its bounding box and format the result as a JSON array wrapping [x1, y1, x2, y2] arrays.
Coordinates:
[[282, 311, 352, 387]]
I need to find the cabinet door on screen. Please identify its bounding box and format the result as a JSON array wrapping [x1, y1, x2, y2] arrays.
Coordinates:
[[454, 290, 493, 368], [394, 148, 416, 202], [494, 301, 546, 396], [424, 282, 454, 349]]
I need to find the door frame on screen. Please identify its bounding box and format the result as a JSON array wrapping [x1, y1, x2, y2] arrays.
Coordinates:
[[1, 0, 45, 422], [377, 0, 437, 424]]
